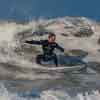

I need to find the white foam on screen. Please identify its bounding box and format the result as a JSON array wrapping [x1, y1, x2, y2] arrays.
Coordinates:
[[40, 90, 100, 100], [0, 82, 99, 100]]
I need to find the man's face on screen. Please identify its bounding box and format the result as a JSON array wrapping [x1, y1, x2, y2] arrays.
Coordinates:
[[48, 36, 56, 43]]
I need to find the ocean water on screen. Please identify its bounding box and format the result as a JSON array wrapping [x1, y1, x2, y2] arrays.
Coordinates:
[[0, 0, 100, 21], [0, 17, 100, 100]]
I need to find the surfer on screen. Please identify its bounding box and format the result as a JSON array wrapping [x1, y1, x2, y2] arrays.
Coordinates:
[[25, 33, 64, 66]]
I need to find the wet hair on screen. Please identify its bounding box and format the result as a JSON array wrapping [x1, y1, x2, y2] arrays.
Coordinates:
[[48, 32, 56, 38]]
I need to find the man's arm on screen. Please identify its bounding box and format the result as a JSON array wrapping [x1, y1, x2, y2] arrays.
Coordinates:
[[55, 43, 64, 52], [25, 40, 43, 45]]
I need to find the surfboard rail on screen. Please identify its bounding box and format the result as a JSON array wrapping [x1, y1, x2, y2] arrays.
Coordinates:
[[31, 64, 86, 73]]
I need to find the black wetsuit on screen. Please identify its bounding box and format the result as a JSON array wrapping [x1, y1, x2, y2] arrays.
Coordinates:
[[25, 40, 64, 66]]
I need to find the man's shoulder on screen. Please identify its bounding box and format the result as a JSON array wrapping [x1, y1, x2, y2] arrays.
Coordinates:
[[51, 42, 58, 47]]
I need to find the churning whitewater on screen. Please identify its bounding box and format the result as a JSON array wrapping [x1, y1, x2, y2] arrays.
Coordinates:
[[0, 17, 100, 100]]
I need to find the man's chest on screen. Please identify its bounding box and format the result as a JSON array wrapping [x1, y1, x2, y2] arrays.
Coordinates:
[[43, 43, 56, 51]]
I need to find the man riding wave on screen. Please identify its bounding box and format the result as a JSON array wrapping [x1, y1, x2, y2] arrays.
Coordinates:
[[25, 33, 64, 66]]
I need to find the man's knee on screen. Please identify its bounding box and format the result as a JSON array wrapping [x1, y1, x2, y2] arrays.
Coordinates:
[[36, 54, 44, 64]]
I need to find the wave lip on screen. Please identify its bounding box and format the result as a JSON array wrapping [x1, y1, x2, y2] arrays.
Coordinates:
[[0, 17, 99, 82]]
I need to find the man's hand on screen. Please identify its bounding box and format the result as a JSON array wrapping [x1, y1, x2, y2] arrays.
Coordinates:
[[25, 40, 29, 43], [24, 40, 33, 44]]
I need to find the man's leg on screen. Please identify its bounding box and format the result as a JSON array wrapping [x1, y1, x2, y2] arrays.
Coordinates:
[[36, 54, 44, 64], [52, 54, 58, 67]]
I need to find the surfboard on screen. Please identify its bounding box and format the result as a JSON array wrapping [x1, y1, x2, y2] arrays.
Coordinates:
[[31, 64, 85, 73]]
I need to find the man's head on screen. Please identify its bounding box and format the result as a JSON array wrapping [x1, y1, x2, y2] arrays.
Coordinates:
[[48, 33, 56, 43]]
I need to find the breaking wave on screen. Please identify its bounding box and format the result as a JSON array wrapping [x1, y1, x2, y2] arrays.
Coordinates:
[[0, 17, 99, 100]]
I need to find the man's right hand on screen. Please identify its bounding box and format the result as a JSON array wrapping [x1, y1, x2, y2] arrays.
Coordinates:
[[25, 40, 31, 44], [25, 40, 28, 43]]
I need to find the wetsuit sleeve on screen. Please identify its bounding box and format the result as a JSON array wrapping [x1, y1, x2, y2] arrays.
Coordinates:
[[55, 43, 64, 52], [25, 40, 43, 45]]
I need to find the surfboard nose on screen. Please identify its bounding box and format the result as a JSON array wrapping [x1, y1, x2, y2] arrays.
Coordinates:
[[58, 55, 86, 66]]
